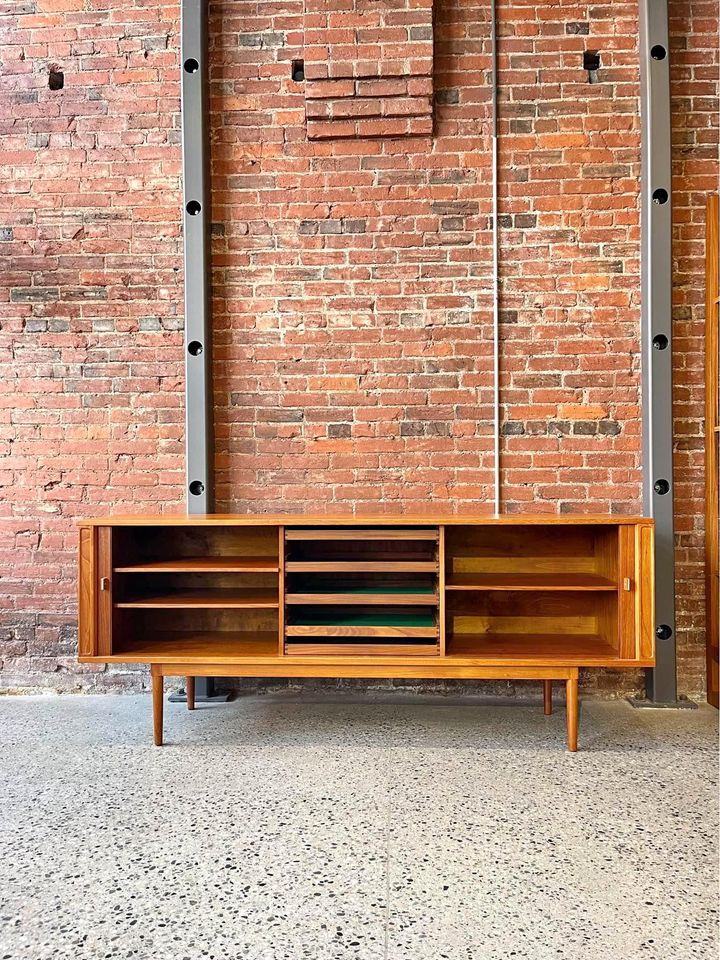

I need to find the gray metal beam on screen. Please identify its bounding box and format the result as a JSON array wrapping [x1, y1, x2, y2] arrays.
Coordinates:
[[181, 0, 224, 700], [181, 0, 214, 514], [639, 0, 677, 701]]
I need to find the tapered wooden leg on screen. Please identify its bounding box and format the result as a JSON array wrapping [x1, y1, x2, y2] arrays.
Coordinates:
[[152, 666, 164, 747], [566, 674, 579, 752], [543, 680, 552, 716], [186, 676, 195, 711]]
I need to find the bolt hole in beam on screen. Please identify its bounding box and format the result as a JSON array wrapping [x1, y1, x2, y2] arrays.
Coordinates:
[[652, 187, 669, 204], [654, 478, 670, 495], [186, 200, 202, 216], [189, 480, 205, 496], [650, 44, 667, 60], [291, 59, 305, 82], [184, 57, 199, 73], [48, 69, 64, 90], [187, 340, 203, 356], [652, 333, 669, 350]]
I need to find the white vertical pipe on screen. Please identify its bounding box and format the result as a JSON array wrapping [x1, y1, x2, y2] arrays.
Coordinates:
[[490, 0, 500, 515]]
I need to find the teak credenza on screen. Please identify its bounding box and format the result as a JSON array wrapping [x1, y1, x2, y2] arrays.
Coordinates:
[[77, 514, 656, 750]]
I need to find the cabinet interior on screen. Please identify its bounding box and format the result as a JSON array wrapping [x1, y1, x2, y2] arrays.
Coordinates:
[[96, 522, 631, 664]]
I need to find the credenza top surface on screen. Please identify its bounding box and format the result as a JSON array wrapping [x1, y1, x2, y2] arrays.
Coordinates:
[[78, 513, 651, 527]]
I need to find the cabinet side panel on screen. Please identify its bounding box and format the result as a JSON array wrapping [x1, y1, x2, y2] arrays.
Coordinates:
[[618, 525, 637, 659], [78, 527, 97, 657], [637, 524, 656, 662], [278, 526, 285, 656], [438, 526, 446, 656], [97, 526, 113, 656]]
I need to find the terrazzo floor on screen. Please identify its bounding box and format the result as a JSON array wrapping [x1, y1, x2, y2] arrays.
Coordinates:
[[0, 693, 717, 960]]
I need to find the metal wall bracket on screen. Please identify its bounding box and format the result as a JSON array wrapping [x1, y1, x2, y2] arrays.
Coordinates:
[[627, 696, 697, 710], [639, 0, 677, 702], [169, 686, 230, 705]]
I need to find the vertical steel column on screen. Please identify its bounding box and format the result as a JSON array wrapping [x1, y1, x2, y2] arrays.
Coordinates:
[[179, 0, 226, 702], [639, 0, 677, 701], [182, 0, 214, 514]]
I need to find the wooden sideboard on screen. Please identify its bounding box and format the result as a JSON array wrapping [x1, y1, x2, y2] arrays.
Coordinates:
[[77, 514, 655, 750]]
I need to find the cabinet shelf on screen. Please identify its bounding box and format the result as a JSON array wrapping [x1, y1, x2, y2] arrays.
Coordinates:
[[286, 625, 437, 638], [285, 528, 438, 541], [115, 589, 279, 609], [447, 633, 620, 665], [106, 632, 279, 663], [285, 641, 439, 657], [285, 584, 437, 605], [445, 573, 617, 592], [285, 560, 437, 573], [114, 557, 279, 573], [287, 610, 437, 638]]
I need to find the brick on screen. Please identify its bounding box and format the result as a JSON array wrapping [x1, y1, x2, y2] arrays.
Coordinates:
[[304, 79, 355, 100], [400, 422, 425, 437], [24, 319, 48, 333], [431, 201, 480, 216], [356, 78, 407, 97], [307, 119, 356, 140], [11, 287, 59, 303], [557, 404, 608, 420], [328, 423, 351, 438]]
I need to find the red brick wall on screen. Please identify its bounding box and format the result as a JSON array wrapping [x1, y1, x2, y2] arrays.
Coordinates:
[[1, 1, 186, 689], [0, 0, 716, 696]]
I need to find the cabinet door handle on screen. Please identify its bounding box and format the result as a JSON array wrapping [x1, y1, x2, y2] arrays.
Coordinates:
[[623, 577, 632, 592], [100, 577, 110, 591]]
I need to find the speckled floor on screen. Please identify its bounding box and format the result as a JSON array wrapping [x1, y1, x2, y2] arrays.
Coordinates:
[[0, 693, 717, 960]]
